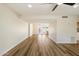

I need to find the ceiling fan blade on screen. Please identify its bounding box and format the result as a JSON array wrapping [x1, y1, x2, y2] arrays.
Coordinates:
[[40, 3, 58, 12], [63, 3, 75, 6], [52, 4, 58, 11]]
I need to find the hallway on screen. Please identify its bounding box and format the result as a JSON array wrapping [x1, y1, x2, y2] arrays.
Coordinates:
[[4, 35, 79, 56]]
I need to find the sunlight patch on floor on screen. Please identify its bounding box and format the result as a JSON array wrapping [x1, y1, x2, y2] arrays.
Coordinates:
[[37, 35, 49, 45]]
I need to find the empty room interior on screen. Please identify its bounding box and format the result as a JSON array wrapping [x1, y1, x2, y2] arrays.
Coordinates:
[[0, 3, 79, 56]]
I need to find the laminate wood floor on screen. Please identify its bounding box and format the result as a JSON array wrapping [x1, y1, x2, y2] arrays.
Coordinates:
[[4, 35, 79, 56]]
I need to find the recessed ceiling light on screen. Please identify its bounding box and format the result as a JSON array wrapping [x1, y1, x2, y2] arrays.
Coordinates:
[[27, 4, 32, 8], [73, 4, 79, 8]]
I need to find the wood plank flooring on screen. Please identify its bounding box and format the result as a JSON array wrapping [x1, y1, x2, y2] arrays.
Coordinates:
[[3, 35, 79, 56]]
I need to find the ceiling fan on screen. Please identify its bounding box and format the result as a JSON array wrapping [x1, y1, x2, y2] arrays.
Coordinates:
[[40, 3, 76, 12]]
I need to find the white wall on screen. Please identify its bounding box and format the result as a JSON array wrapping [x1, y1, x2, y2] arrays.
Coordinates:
[[30, 24, 33, 36], [48, 21, 57, 42], [75, 19, 79, 41], [56, 17, 76, 43], [76, 33, 79, 41], [0, 5, 29, 55], [32, 23, 39, 34]]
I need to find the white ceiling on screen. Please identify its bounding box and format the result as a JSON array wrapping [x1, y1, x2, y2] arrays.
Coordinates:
[[5, 3, 79, 16], [2, 3, 79, 22], [5, 3, 56, 16]]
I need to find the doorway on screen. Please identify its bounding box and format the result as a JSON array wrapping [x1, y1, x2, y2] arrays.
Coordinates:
[[38, 23, 49, 35]]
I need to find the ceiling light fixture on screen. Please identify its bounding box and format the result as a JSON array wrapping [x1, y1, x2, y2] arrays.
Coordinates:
[[28, 4, 32, 8], [73, 4, 79, 8]]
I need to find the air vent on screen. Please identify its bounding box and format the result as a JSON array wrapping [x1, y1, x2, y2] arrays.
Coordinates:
[[62, 16, 68, 18]]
